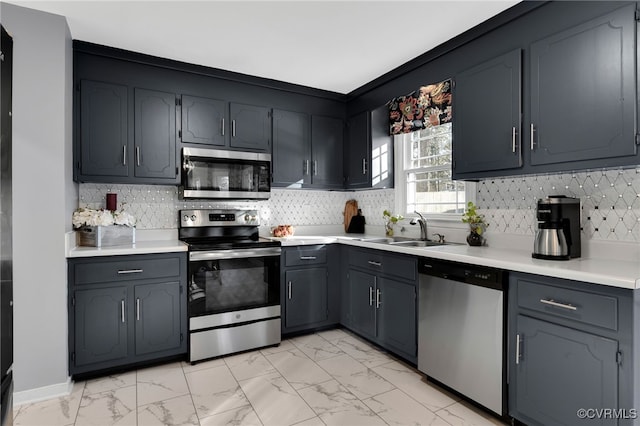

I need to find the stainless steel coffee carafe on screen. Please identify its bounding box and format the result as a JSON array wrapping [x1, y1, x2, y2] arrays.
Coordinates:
[[532, 196, 581, 260]]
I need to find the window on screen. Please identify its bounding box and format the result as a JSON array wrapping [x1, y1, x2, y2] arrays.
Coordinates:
[[395, 123, 473, 217]]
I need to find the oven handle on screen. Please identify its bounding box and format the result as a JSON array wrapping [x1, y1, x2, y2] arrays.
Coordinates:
[[189, 247, 282, 261]]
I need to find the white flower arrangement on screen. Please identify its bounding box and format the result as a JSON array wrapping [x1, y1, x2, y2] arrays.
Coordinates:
[[72, 207, 137, 229]]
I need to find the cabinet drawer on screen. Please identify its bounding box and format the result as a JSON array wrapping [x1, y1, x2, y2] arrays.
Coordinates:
[[284, 246, 327, 267], [73, 255, 182, 285], [349, 249, 416, 282], [517, 280, 617, 330]]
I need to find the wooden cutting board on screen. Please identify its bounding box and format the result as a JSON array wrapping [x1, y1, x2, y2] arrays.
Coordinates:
[[344, 199, 358, 232]]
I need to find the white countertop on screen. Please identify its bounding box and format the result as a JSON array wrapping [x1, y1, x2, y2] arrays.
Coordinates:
[[270, 234, 640, 290], [66, 229, 188, 258]]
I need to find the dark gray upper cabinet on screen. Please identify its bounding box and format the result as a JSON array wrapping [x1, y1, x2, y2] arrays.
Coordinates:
[[272, 109, 310, 188], [180, 95, 227, 147], [346, 107, 394, 189], [134, 88, 178, 181], [229, 102, 271, 152], [311, 115, 344, 188], [77, 80, 129, 179], [529, 4, 636, 167], [452, 49, 522, 177], [346, 111, 370, 189]]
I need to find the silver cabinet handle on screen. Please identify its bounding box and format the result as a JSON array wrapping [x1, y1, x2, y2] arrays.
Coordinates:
[[288, 281, 292, 300], [362, 158, 367, 175], [376, 288, 381, 309], [221, 118, 225, 136], [123, 145, 127, 166], [117, 269, 143, 274], [136, 298, 140, 321], [121, 300, 125, 323], [367, 261, 381, 267], [300, 256, 317, 260], [515, 334, 522, 365], [232, 119, 236, 137], [369, 286, 374, 306], [313, 160, 318, 176], [303, 160, 308, 175], [540, 298, 577, 311], [512, 127, 517, 153], [530, 123, 535, 151], [136, 146, 141, 166]]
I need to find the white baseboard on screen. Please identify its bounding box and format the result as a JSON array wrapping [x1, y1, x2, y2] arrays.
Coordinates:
[[13, 378, 73, 406]]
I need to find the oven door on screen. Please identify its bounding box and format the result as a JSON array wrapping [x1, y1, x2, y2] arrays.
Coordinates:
[[180, 147, 271, 199], [188, 247, 280, 318]]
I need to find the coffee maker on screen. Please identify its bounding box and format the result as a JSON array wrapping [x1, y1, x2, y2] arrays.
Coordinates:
[[532, 195, 581, 260]]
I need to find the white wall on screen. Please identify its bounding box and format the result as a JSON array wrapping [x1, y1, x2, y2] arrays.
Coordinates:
[[1, 3, 76, 398]]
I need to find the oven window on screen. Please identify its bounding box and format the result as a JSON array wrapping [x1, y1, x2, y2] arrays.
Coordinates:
[[188, 256, 279, 316], [184, 158, 270, 193]]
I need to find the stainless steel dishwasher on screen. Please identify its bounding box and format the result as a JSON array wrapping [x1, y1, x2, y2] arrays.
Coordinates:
[[418, 258, 506, 416]]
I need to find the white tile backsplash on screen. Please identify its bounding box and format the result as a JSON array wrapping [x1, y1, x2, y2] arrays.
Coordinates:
[[78, 167, 640, 242]]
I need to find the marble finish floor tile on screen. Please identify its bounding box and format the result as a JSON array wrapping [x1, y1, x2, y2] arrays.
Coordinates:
[[184, 363, 249, 418], [239, 372, 316, 426], [75, 385, 137, 426], [317, 353, 395, 399], [137, 394, 199, 426], [297, 379, 387, 426], [14, 328, 508, 426], [136, 362, 190, 407], [224, 351, 277, 381], [265, 347, 332, 390], [290, 333, 345, 362]]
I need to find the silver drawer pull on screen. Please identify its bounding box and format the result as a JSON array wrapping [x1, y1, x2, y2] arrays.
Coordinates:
[[367, 261, 381, 267], [300, 256, 317, 260], [117, 269, 144, 274], [540, 298, 577, 311]]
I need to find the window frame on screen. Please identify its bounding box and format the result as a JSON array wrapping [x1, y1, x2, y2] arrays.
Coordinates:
[[394, 127, 476, 223]]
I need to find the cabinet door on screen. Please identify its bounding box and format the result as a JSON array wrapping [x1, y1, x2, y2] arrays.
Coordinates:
[[311, 115, 344, 188], [79, 80, 129, 178], [513, 315, 618, 426], [370, 105, 393, 189], [345, 111, 370, 189], [74, 286, 128, 367], [134, 281, 182, 356], [134, 88, 178, 180], [347, 269, 376, 339], [452, 49, 522, 176], [377, 277, 416, 357], [272, 109, 310, 187], [529, 4, 636, 166], [181, 95, 227, 147], [284, 268, 328, 329], [229, 102, 271, 152]]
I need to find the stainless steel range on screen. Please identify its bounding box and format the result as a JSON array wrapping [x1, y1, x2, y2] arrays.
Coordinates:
[[179, 209, 281, 363]]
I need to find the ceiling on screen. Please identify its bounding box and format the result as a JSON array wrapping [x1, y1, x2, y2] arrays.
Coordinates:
[[7, 0, 520, 94]]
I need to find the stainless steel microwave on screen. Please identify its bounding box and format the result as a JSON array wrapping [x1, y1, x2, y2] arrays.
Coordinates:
[[179, 147, 271, 200]]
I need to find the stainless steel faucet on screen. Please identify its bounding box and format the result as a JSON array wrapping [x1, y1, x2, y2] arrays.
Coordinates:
[[410, 211, 428, 240]]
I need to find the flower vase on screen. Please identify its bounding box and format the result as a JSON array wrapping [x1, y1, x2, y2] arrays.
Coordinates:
[[466, 224, 484, 246], [385, 223, 394, 237]]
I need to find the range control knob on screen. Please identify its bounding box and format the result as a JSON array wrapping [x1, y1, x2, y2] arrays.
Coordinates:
[[244, 214, 251, 222], [183, 215, 189, 222], [251, 215, 257, 222], [190, 215, 197, 221]]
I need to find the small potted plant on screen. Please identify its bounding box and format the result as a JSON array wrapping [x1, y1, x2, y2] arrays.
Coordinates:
[[461, 201, 488, 246], [383, 210, 403, 237]]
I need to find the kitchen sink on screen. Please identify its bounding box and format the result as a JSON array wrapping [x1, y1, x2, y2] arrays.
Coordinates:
[[358, 236, 452, 247]]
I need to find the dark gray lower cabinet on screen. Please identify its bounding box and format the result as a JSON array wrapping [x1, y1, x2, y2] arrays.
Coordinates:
[[281, 245, 339, 334], [509, 272, 634, 426], [344, 247, 417, 362], [68, 253, 187, 376]]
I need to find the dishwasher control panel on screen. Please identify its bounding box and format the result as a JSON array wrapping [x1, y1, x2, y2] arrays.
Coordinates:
[[419, 258, 504, 290]]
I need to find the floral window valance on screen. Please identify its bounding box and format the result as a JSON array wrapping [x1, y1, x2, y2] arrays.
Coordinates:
[[388, 79, 452, 135]]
